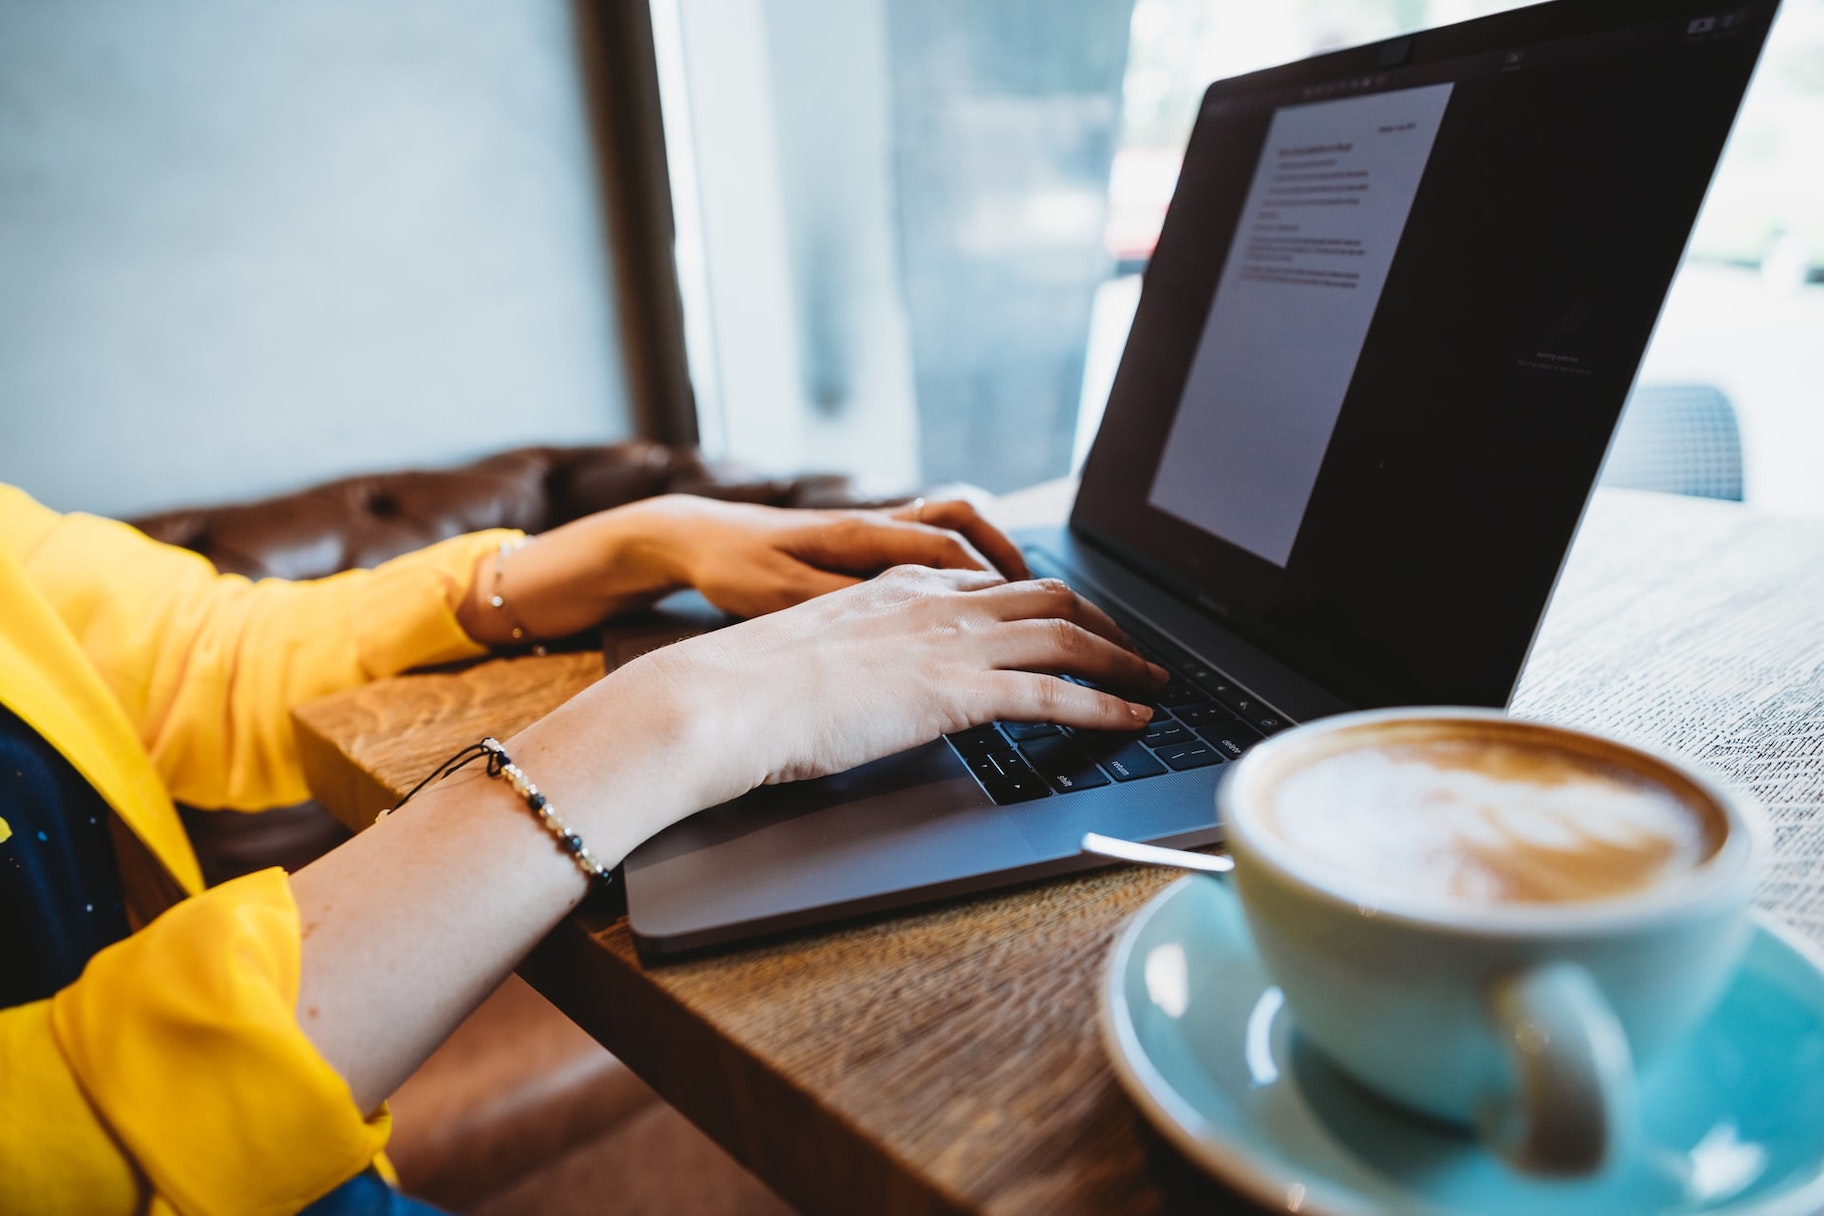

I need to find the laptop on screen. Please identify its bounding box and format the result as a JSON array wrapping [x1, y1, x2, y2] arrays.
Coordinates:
[[623, 0, 1777, 959]]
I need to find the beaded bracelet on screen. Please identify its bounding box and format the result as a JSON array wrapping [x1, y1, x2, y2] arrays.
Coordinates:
[[378, 737, 613, 885]]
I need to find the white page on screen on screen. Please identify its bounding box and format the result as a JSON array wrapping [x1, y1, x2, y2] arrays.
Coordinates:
[[1148, 84, 1453, 567]]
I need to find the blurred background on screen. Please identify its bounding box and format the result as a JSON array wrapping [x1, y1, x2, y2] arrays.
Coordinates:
[[2, 0, 1818, 518]]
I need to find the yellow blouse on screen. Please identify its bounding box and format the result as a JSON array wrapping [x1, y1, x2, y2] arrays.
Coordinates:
[[0, 484, 512, 1216]]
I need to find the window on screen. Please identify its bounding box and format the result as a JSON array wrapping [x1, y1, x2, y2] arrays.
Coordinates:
[[661, 0, 1823, 513]]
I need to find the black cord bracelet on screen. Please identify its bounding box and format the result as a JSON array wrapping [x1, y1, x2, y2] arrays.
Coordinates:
[[380, 737, 614, 885]]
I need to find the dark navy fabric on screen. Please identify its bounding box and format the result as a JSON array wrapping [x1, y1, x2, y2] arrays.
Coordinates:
[[0, 703, 452, 1214], [0, 701, 130, 1008], [301, 1171, 450, 1216]]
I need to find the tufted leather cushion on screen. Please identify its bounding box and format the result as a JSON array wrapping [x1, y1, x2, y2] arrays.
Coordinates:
[[129, 441, 869, 581]]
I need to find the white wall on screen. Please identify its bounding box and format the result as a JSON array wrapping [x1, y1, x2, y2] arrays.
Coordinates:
[[0, 0, 633, 518]]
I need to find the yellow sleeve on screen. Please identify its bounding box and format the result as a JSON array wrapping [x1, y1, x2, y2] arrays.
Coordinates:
[[0, 870, 385, 1216], [0, 871, 377, 1216], [0, 998, 142, 1214], [5, 486, 514, 810]]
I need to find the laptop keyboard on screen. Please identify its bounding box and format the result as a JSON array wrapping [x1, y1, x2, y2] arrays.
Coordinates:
[[943, 560, 1291, 806]]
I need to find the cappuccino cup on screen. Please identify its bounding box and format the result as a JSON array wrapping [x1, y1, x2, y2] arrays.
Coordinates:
[[1217, 708, 1764, 1176]]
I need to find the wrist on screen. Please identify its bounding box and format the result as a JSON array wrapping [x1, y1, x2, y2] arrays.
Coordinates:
[[609, 494, 706, 595], [506, 648, 733, 851], [456, 500, 704, 646], [456, 533, 529, 646]]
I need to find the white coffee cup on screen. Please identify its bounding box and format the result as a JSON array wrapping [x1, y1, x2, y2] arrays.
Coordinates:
[[1217, 707, 1764, 1176]]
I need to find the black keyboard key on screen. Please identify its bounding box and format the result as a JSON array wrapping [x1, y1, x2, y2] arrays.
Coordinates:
[[1011, 548, 1285, 739], [1216, 691, 1273, 727], [1175, 701, 1236, 730], [1196, 715, 1263, 760], [1179, 661, 1238, 701], [1156, 740, 1223, 770], [1140, 721, 1192, 749], [1099, 741, 1166, 781], [981, 761, 1051, 804], [951, 741, 1062, 804], [1072, 731, 1166, 781], [1003, 721, 1065, 742], [947, 726, 1010, 758], [1171, 673, 1280, 732], [1178, 657, 1217, 683], [1215, 690, 1253, 715], [961, 746, 1026, 783], [1156, 679, 1208, 707], [1020, 736, 1111, 793], [1251, 712, 1289, 735]]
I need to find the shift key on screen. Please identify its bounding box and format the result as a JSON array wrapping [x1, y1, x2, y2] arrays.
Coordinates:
[[1020, 736, 1111, 793]]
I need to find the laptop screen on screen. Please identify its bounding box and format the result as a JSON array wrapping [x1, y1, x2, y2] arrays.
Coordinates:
[[1073, 0, 1775, 710]]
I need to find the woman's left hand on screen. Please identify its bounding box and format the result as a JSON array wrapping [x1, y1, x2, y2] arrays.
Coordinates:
[[458, 493, 1032, 642], [645, 494, 1030, 618]]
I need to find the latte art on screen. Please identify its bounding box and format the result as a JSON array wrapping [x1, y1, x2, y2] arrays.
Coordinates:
[[1263, 736, 1723, 904]]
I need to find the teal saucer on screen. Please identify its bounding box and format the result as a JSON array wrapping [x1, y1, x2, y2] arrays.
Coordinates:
[[1100, 876, 1824, 1216]]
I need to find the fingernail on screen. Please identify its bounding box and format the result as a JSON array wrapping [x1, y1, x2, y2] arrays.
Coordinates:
[[1147, 662, 1169, 684], [1128, 702, 1152, 723]]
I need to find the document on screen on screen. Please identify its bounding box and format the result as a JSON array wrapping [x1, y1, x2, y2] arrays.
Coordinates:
[[1148, 83, 1453, 567]]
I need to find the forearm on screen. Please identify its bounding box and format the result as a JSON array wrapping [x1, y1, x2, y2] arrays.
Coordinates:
[[293, 567, 1160, 1113], [43, 869, 395, 1214], [289, 667, 713, 1112], [452, 491, 1027, 645], [455, 497, 701, 645]]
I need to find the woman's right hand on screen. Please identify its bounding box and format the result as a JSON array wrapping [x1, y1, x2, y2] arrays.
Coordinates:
[[295, 564, 1165, 1113], [557, 564, 1169, 818]]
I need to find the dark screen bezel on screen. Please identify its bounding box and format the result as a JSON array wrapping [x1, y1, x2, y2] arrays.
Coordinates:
[[1070, 0, 1775, 710]]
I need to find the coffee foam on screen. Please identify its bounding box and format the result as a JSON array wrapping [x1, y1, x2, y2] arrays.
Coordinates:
[[1261, 732, 1724, 906]]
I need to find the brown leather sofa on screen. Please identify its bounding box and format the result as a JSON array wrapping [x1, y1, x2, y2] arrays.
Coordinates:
[[130, 440, 870, 582], [126, 441, 849, 1215]]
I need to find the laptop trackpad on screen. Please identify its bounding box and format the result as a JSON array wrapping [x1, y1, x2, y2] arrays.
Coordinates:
[[624, 739, 1043, 944]]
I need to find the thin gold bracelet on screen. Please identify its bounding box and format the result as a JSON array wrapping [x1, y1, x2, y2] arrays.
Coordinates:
[[489, 536, 533, 642]]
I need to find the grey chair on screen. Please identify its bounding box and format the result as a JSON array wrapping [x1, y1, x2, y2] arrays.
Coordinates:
[[1600, 383, 1744, 501]]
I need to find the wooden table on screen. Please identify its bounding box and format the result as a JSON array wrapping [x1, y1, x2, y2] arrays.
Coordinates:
[[294, 484, 1824, 1215]]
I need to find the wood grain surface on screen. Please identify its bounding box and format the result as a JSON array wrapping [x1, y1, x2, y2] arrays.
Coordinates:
[[295, 651, 606, 833], [293, 484, 1824, 1215]]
